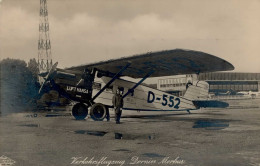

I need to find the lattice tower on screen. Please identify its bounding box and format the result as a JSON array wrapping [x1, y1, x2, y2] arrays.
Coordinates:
[[38, 0, 53, 77]]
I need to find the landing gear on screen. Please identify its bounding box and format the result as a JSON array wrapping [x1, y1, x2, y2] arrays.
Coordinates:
[[187, 110, 191, 114], [90, 103, 107, 121], [72, 103, 88, 120]]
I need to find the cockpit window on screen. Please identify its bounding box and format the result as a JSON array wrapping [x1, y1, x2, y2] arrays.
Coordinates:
[[92, 82, 101, 90]]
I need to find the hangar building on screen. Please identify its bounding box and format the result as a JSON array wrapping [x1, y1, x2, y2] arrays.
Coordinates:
[[198, 72, 260, 94], [157, 72, 260, 96]]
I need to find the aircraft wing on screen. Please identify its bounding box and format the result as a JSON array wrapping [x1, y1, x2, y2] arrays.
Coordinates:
[[67, 49, 234, 78]]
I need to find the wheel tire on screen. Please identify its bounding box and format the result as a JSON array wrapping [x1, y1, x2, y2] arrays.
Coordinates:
[[72, 103, 88, 120], [90, 103, 107, 121]]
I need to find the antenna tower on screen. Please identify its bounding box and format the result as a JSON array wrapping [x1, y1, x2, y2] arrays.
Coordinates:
[[38, 0, 53, 78]]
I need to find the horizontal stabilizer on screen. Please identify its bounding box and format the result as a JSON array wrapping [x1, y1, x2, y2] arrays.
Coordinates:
[[193, 100, 229, 108]]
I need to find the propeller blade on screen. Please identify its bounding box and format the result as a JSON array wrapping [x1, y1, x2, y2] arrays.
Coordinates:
[[38, 62, 58, 94]]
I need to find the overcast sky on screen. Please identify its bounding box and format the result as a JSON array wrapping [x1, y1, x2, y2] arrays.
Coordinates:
[[1, 0, 260, 73]]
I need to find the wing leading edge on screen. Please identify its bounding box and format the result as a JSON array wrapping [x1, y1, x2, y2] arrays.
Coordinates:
[[67, 49, 234, 78]]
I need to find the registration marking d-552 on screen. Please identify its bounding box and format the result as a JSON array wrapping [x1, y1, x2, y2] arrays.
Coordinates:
[[147, 91, 180, 109]]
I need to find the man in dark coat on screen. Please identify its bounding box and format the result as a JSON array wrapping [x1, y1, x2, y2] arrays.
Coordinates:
[[112, 88, 124, 124]]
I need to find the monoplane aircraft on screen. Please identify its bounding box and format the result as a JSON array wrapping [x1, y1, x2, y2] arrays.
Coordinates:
[[38, 49, 234, 120]]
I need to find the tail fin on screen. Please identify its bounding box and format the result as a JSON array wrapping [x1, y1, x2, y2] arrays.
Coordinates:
[[184, 81, 229, 108], [183, 81, 209, 101]]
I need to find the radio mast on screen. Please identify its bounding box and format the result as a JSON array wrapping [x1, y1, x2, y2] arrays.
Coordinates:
[[38, 0, 53, 83]]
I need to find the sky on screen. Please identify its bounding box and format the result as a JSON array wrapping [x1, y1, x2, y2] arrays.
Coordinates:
[[0, 0, 260, 73]]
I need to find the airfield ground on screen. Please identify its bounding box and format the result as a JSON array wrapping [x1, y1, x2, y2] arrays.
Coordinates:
[[0, 101, 260, 166]]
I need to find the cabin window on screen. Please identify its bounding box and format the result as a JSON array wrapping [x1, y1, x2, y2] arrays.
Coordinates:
[[127, 88, 134, 96], [92, 82, 101, 90], [106, 85, 113, 92]]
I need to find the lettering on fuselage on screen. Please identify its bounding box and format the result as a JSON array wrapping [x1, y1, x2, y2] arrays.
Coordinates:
[[147, 91, 180, 109], [66, 86, 89, 94]]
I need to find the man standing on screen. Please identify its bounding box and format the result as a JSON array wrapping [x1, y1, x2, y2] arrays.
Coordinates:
[[112, 88, 124, 124]]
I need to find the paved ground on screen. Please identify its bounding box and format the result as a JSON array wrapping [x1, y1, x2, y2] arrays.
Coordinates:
[[0, 107, 260, 166]]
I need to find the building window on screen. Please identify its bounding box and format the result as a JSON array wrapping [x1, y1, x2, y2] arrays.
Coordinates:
[[238, 84, 243, 91]]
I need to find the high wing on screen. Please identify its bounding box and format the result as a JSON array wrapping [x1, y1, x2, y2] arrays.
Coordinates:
[[67, 49, 234, 78]]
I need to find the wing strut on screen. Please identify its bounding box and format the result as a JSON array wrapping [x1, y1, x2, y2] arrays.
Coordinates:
[[123, 70, 154, 98], [91, 63, 131, 102]]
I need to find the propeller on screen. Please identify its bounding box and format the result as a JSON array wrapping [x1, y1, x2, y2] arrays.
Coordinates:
[[38, 62, 58, 94]]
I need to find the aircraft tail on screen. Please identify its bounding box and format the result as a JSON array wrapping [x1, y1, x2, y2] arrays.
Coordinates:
[[183, 81, 209, 101], [184, 81, 229, 108]]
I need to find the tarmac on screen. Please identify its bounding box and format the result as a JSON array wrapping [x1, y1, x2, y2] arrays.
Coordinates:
[[0, 105, 260, 166]]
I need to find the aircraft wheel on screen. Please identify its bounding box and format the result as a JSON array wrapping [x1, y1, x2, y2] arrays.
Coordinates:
[[72, 103, 88, 120], [90, 103, 107, 121]]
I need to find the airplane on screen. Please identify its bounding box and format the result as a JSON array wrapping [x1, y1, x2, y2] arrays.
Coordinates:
[[38, 49, 234, 121], [237, 91, 260, 98], [236, 91, 249, 95], [214, 90, 236, 96], [248, 91, 260, 97]]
